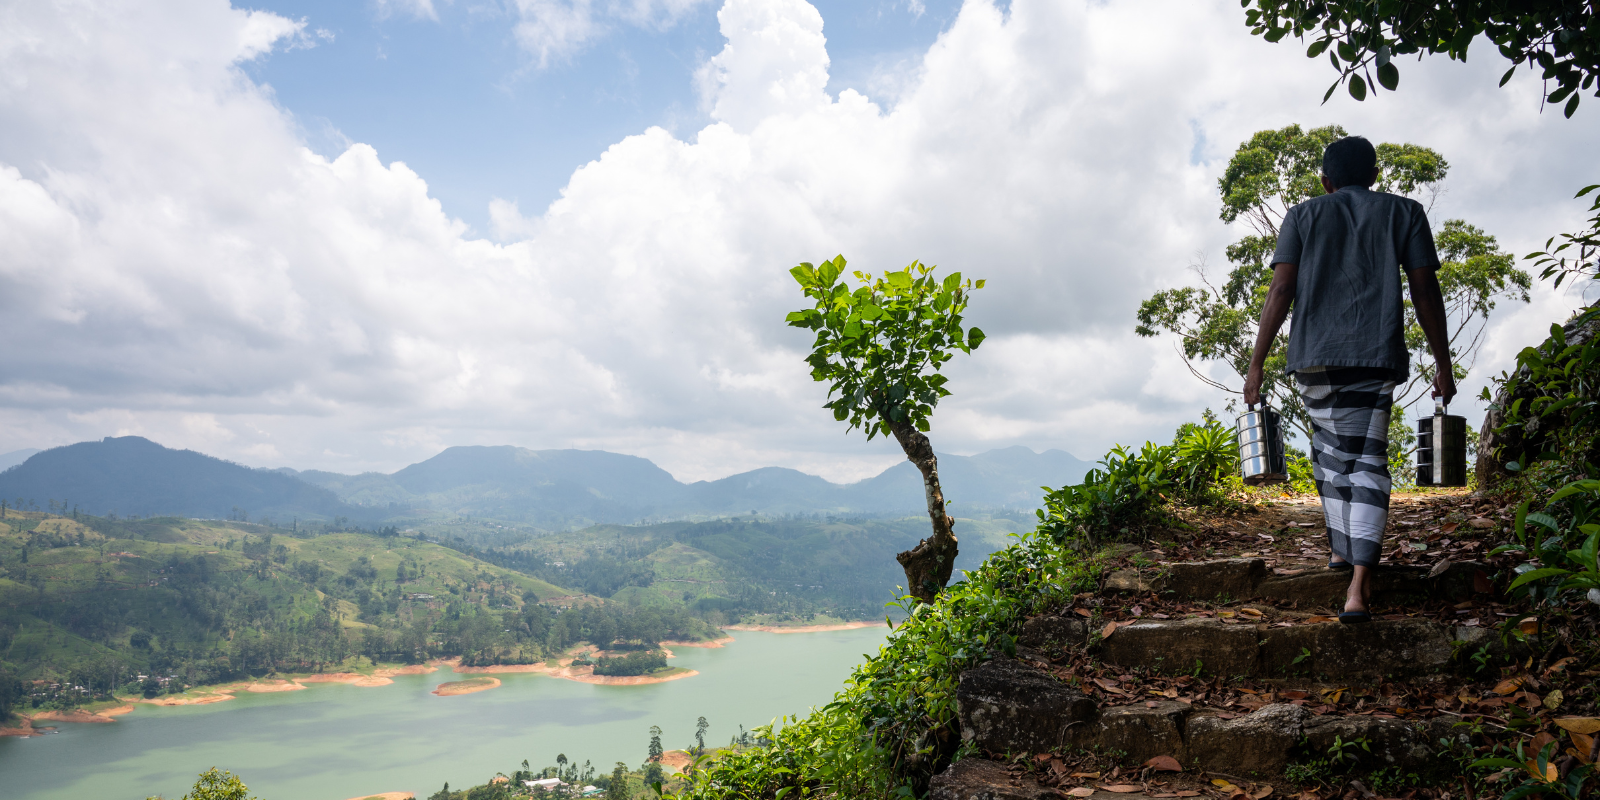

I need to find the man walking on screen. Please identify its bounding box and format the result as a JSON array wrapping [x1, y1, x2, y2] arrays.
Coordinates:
[[1242, 136, 1455, 623]]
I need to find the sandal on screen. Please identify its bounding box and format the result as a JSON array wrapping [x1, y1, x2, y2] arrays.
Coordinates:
[[1338, 610, 1373, 624], [1327, 560, 1353, 570]]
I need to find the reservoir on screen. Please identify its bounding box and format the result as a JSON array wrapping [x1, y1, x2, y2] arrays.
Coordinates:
[[0, 627, 890, 800]]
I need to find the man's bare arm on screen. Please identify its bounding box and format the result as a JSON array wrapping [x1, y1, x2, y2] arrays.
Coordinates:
[[1407, 267, 1456, 405], [1243, 263, 1298, 407]]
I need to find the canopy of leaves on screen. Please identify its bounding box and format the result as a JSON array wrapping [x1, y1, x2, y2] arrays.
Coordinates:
[[1240, 0, 1599, 117], [1136, 124, 1525, 435], [785, 256, 985, 440], [1529, 184, 1600, 287]]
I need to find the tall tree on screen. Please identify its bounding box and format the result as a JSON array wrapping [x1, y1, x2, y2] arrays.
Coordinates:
[[1135, 123, 1529, 440], [694, 716, 709, 755], [1239, 0, 1599, 117], [608, 762, 631, 800], [786, 256, 986, 603]]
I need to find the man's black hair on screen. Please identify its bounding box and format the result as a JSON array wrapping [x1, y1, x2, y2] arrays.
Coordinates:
[[1322, 136, 1378, 189]]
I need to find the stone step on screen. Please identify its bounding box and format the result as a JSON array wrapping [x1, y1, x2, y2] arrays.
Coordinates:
[[1021, 610, 1491, 680], [1103, 558, 1487, 606], [955, 658, 1464, 782], [929, 758, 1162, 800]]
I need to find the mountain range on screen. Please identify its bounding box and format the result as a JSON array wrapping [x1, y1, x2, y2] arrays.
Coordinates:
[[0, 437, 1091, 527]]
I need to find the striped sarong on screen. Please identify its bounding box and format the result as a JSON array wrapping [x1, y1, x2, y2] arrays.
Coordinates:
[[1295, 366, 1399, 568]]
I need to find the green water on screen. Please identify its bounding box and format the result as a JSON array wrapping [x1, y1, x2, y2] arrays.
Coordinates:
[[0, 628, 889, 800]]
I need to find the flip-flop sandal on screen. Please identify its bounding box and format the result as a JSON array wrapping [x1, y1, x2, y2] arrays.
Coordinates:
[[1327, 560, 1353, 570], [1338, 611, 1372, 624]]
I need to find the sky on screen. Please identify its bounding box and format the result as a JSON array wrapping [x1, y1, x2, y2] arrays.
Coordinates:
[[1, 0, 1597, 484]]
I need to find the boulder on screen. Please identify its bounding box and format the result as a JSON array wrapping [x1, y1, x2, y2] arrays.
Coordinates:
[[957, 659, 1097, 753]]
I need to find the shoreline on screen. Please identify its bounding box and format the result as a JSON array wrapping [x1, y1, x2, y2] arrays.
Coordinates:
[[725, 621, 887, 634]]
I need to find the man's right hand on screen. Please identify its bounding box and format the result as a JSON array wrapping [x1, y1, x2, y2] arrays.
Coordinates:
[[1433, 362, 1457, 406], [1243, 364, 1263, 408]]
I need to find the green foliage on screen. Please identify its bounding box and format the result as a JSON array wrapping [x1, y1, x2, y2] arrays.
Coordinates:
[[1529, 184, 1600, 288], [785, 256, 984, 439], [1388, 404, 1418, 487], [1240, 0, 1599, 118], [1136, 124, 1524, 436], [660, 529, 1106, 799], [1494, 482, 1600, 605], [593, 650, 668, 677], [1035, 420, 1240, 544], [1471, 738, 1595, 800], [1485, 308, 1600, 490], [146, 768, 258, 800]]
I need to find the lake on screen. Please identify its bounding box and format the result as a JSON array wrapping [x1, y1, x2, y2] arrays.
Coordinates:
[[0, 627, 890, 800]]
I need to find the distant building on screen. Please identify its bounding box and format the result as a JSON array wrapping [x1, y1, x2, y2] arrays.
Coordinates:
[[523, 778, 566, 792]]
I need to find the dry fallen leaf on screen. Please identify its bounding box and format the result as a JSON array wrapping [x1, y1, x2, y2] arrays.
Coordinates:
[[1074, 608, 1093, 618], [1093, 678, 1127, 695], [1239, 608, 1264, 618], [1570, 731, 1596, 765], [1144, 755, 1182, 772], [1102, 621, 1122, 639], [1525, 759, 1558, 781], [1519, 618, 1541, 635], [1066, 788, 1096, 797], [1545, 690, 1565, 710], [1099, 785, 1145, 793], [1250, 785, 1273, 799], [1556, 717, 1600, 735], [1217, 611, 1237, 618], [1305, 615, 1337, 624], [1493, 677, 1525, 695], [1071, 772, 1104, 780]]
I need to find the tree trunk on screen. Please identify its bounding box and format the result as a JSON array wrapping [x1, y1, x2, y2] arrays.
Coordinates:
[[889, 420, 958, 604]]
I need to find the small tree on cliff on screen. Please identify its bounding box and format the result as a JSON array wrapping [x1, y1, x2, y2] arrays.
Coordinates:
[[786, 256, 986, 603]]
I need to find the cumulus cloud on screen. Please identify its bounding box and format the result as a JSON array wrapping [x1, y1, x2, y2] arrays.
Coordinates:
[[0, 0, 1596, 483]]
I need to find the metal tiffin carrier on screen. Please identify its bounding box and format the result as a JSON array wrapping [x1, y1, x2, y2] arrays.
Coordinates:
[[1236, 403, 1287, 485], [1416, 400, 1467, 487]]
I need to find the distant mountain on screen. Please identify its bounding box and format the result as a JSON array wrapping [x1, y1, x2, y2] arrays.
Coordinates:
[[0, 437, 368, 522], [0, 448, 41, 472], [4, 436, 1090, 528], [290, 443, 1092, 525]]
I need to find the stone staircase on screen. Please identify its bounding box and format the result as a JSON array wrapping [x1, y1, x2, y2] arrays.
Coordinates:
[[927, 555, 1505, 800]]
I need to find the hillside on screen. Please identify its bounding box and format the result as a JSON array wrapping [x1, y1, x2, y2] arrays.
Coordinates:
[[0, 508, 735, 708], [445, 514, 1029, 624], [0, 437, 371, 523]]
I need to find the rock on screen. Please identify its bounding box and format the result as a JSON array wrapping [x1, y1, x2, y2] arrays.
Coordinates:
[[1302, 716, 1451, 769], [1072, 701, 1191, 764], [957, 659, 1097, 753], [1104, 570, 1153, 593], [927, 758, 1056, 800], [1161, 559, 1267, 601], [1468, 517, 1495, 529], [1018, 616, 1088, 649], [1098, 618, 1260, 677], [1477, 306, 1600, 488], [1187, 704, 1311, 777], [1307, 618, 1456, 678]]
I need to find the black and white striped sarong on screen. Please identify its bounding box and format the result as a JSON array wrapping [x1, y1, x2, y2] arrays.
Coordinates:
[[1295, 366, 1399, 568]]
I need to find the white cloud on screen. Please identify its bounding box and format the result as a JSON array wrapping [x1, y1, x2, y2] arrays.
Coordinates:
[[374, 0, 440, 21], [0, 0, 1596, 484], [512, 0, 714, 67]]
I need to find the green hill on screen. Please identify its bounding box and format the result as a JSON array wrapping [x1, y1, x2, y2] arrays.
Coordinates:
[[0, 509, 720, 714]]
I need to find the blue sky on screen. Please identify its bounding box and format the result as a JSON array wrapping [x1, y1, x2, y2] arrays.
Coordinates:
[[1, 0, 1595, 480], [246, 0, 969, 234]]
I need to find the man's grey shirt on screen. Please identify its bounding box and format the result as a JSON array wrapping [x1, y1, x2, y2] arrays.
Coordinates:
[[1271, 185, 1440, 379]]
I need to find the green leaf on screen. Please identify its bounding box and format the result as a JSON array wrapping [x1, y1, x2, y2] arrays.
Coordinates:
[[1499, 65, 1517, 87], [1348, 73, 1367, 101], [1322, 80, 1339, 104], [1508, 567, 1573, 591], [1306, 39, 1331, 58], [1376, 62, 1398, 91], [1337, 41, 1358, 62], [1564, 93, 1580, 119], [968, 327, 987, 349]]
